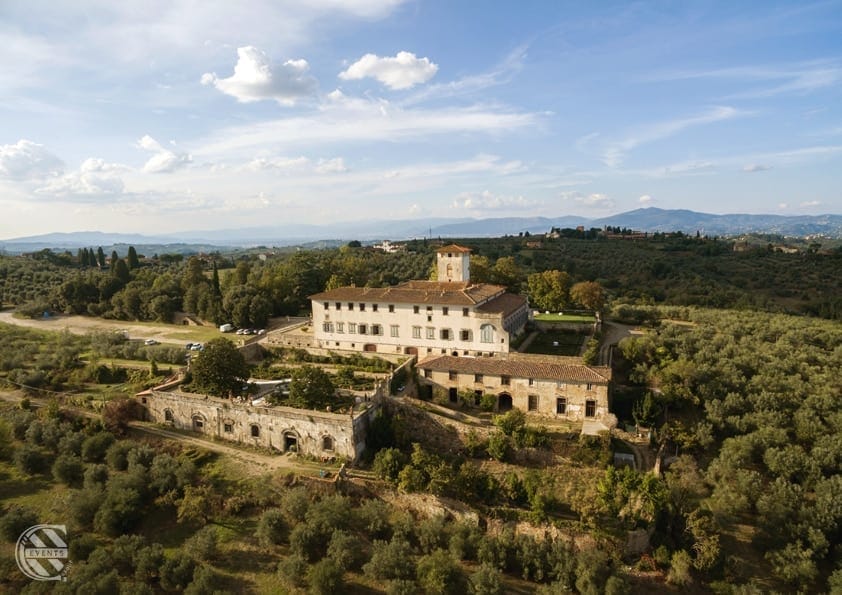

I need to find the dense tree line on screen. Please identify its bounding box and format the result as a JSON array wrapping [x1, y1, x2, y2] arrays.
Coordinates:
[[408, 234, 842, 320], [0, 404, 629, 593], [615, 306, 842, 590], [4, 234, 840, 328]]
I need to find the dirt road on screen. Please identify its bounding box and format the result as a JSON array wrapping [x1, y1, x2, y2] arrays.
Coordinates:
[[0, 311, 189, 345], [598, 321, 636, 366]]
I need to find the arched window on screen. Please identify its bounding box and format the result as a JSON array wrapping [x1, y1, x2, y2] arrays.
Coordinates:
[[250, 424, 260, 437], [322, 436, 334, 451], [480, 324, 494, 343], [164, 409, 173, 422]]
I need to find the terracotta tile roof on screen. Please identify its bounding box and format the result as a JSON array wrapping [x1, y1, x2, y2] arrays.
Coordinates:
[[310, 281, 508, 307], [418, 354, 612, 384], [477, 292, 528, 318], [436, 244, 472, 253]]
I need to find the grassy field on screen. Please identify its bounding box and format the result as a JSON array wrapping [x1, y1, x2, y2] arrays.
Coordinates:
[[533, 312, 596, 323], [521, 330, 586, 356]]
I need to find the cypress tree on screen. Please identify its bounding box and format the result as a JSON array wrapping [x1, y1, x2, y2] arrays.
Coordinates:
[[127, 246, 140, 270]]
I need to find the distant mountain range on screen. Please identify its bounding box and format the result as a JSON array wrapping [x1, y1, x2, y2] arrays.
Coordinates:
[[1, 208, 840, 254]]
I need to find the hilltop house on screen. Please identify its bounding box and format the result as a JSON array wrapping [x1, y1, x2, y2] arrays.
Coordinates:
[[309, 245, 530, 357]]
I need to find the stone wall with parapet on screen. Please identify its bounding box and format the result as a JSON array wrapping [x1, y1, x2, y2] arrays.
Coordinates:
[[137, 389, 380, 462]]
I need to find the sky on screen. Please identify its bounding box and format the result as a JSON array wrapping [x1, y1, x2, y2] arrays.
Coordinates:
[[1, 0, 841, 238]]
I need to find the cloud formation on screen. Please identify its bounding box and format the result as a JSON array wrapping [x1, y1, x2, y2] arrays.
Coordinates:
[[36, 158, 127, 198], [0, 139, 63, 180], [743, 163, 771, 172], [202, 46, 317, 105], [560, 191, 615, 210], [452, 189, 538, 211], [339, 51, 438, 90], [137, 135, 191, 173], [639, 194, 654, 205], [195, 94, 538, 158], [602, 106, 743, 167]]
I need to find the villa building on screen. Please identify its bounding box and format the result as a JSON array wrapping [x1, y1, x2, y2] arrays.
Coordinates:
[[309, 245, 530, 357]]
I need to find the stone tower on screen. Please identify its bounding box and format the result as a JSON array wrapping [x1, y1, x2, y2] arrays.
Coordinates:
[[436, 245, 471, 282]]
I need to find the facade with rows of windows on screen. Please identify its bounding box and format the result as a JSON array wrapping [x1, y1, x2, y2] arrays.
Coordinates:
[[309, 245, 530, 357], [416, 353, 611, 421]]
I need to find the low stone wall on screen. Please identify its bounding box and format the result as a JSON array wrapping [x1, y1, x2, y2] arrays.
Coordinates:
[[138, 389, 380, 462]]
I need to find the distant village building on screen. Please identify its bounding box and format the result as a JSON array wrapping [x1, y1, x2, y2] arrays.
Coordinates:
[[373, 240, 405, 253]]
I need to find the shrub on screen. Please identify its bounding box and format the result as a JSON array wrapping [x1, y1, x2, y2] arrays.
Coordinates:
[[373, 447, 408, 484], [255, 509, 286, 547], [308, 558, 344, 595], [355, 498, 392, 540], [278, 553, 308, 589], [68, 533, 99, 562], [0, 506, 38, 542], [84, 464, 109, 489], [14, 444, 48, 475], [69, 488, 103, 530], [185, 565, 225, 595], [416, 548, 467, 595], [81, 432, 115, 463], [327, 529, 365, 571], [364, 538, 415, 581], [463, 430, 488, 458], [105, 441, 134, 471], [487, 432, 510, 462], [279, 486, 311, 522], [52, 454, 85, 486], [186, 525, 218, 562], [493, 409, 526, 436], [470, 564, 504, 595], [159, 552, 197, 591], [93, 486, 144, 536], [480, 393, 497, 412], [667, 550, 693, 586]]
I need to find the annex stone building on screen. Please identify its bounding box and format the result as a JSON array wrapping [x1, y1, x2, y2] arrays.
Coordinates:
[[417, 353, 611, 421], [138, 386, 379, 461]]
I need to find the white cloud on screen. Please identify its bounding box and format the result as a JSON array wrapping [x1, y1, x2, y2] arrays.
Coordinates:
[[195, 96, 538, 158], [778, 203, 789, 209], [36, 158, 127, 198], [800, 200, 822, 207], [403, 45, 526, 104], [339, 51, 438, 90], [639, 194, 654, 205], [202, 46, 317, 105], [314, 158, 347, 173], [560, 191, 615, 210], [743, 163, 771, 172], [137, 135, 191, 173], [408, 203, 421, 216], [651, 62, 842, 99], [452, 189, 539, 211], [602, 106, 744, 167], [246, 156, 311, 171], [0, 139, 63, 180]]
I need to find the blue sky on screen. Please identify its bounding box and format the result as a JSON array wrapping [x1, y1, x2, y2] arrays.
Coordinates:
[[1, 0, 840, 238]]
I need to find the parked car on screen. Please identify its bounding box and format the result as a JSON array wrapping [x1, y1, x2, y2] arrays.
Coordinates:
[[190, 343, 204, 351], [144, 339, 159, 345]]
